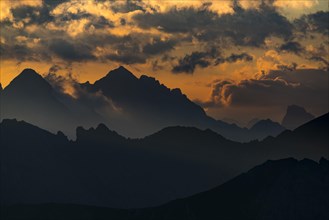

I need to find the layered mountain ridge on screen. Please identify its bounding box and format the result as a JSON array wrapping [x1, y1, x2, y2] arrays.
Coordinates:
[[1, 113, 328, 208], [1, 67, 293, 142]]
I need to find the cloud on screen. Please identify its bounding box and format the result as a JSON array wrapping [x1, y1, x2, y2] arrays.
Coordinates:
[[215, 53, 253, 65], [110, 0, 146, 13], [310, 56, 329, 70], [278, 41, 304, 54], [0, 0, 43, 21], [0, 0, 327, 72], [294, 11, 329, 35], [201, 69, 328, 113], [133, 5, 218, 33], [173, 50, 253, 74], [48, 38, 95, 61], [142, 37, 177, 55], [172, 49, 218, 74], [45, 65, 112, 109], [133, 1, 293, 47]]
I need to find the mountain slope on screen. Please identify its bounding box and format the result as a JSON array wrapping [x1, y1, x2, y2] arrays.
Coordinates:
[[3, 158, 328, 220], [138, 158, 329, 220], [264, 112, 329, 160]]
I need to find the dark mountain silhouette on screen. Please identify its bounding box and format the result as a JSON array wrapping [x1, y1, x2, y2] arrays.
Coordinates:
[[281, 105, 315, 130], [136, 158, 329, 220], [81, 66, 282, 141], [87, 66, 213, 137], [1, 113, 327, 209], [267, 112, 329, 160], [0, 119, 221, 208], [0, 69, 103, 138], [249, 119, 285, 140], [3, 158, 328, 220], [0, 69, 75, 134], [1, 67, 290, 141]]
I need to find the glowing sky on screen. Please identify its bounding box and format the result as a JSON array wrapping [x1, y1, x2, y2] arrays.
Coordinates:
[[0, 0, 328, 125]]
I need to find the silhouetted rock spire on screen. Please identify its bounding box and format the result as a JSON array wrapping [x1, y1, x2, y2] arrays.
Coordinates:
[[281, 105, 315, 130]]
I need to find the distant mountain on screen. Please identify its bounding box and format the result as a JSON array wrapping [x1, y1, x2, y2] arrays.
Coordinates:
[[3, 158, 328, 220], [281, 105, 315, 130], [1, 67, 288, 141], [86, 66, 214, 138], [1, 113, 327, 208], [81, 66, 280, 141], [249, 119, 285, 140], [0, 69, 75, 134]]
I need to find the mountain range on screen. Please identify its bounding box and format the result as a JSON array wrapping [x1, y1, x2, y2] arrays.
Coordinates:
[[1, 112, 328, 208], [1, 67, 294, 142]]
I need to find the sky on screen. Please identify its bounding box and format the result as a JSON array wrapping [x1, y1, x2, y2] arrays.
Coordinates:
[[0, 0, 328, 125]]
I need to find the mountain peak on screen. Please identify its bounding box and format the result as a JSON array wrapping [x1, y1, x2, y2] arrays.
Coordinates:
[[17, 68, 46, 83], [4, 68, 52, 95], [281, 105, 315, 130], [286, 105, 309, 114], [105, 66, 137, 81]]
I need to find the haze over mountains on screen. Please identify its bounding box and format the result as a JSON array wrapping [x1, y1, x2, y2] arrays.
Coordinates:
[[0, 67, 316, 142], [1, 67, 328, 219], [0, 121, 329, 220]]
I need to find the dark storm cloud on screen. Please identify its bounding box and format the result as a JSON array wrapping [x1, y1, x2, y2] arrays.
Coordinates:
[[110, 0, 145, 13], [142, 38, 177, 55], [172, 52, 210, 74], [173, 50, 253, 74], [0, 44, 31, 61], [215, 53, 253, 65], [172, 49, 218, 74], [1, 0, 326, 68], [200, 69, 328, 111], [133, 1, 293, 47], [278, 41, 304, 54], [10, 5, 53, 25], [48, 39, 95, 61], [43, 0, 71, 8], [1, 0, 174, 65], [0, 24, 52, 62], [294, 11, 329, 35], [7, 1, 114, 29], [133, 6, 218, 33]]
